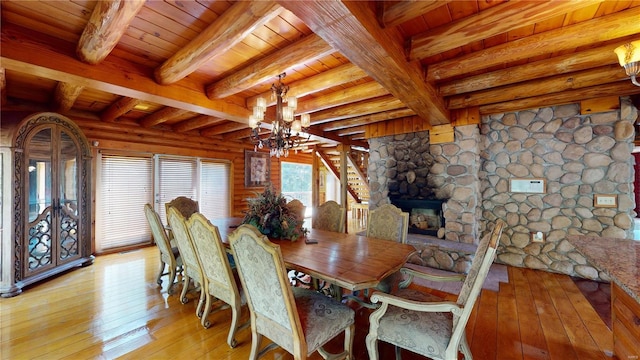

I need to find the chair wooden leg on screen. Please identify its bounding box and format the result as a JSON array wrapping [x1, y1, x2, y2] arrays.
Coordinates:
[[365, 335, 379, 360], [196, 284, 205, 318], [156, 261, 166, 285], [345, 323, 355, 359], [227, 302, 240, 348], [167, 267, 177, 294], [459, 334, 473, 360], [180, 275, 191, 304], [395, 345, 402, 360], [201, 291, 212, 328], [249, 331, 262, 360]]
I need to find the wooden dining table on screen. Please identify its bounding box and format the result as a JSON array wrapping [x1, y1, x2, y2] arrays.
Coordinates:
[[210, 217, 416, 293]]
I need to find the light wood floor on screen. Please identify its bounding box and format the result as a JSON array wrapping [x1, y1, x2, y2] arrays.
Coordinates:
[[1, 246, 615, 360]]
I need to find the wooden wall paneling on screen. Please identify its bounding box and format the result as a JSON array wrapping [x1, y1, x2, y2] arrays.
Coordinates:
[[429, 124, 455, 144], [451, 107, 480, 126], [611, 283, 640, 358], [66, 116, 314, 218], [580, 96, 620, 115]]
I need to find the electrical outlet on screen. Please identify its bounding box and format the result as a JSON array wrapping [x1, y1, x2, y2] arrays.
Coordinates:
[[594, 194, 617, 208], [531, 231, 545, 243]]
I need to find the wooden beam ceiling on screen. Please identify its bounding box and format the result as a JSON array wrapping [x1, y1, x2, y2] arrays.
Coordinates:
[[278, 0, 450, 126]]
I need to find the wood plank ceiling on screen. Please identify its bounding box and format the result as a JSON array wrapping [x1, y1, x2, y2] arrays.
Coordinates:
[[2, 0, 640, 152]]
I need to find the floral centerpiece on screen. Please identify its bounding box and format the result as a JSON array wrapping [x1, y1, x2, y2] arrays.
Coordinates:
[[242, 184, 307, 241]]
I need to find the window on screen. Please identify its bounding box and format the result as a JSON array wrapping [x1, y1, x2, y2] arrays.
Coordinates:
[[157, 156, 197, 224], [199, 160, 231, 220], [97, 154, 153, 252], [281, 162, 312, 217], [96, 154, 231, 253]]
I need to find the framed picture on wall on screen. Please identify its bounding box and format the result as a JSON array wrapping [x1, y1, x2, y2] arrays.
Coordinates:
[[245, 150, 270, 188]]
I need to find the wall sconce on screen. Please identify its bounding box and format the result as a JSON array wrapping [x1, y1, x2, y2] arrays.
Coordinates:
[[614, 40, 640, 87]]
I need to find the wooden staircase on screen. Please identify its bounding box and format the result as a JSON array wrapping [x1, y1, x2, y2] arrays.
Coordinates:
[[316, 147, 369, 205]]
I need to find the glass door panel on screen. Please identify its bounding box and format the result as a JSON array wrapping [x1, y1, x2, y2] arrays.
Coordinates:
[[27, 128, 53, 272], [59, 129, 79, 260]]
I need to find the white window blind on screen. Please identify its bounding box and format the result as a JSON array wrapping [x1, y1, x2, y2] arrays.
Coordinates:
[[158, 156, 197, 224], [200, 161, 230, 220], [98, 155, 153, 252]]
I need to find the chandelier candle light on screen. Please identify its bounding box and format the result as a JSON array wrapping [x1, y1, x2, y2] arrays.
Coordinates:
[[249, 73, 311, 157], [614, 40, 640, 87]]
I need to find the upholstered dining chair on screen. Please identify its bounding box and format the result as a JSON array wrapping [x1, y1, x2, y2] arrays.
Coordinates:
[[285, 199, 306, 222], [228, 224, 355, 360], [144, 204, 182, 294], [164, 196, 199, 245], [186, 213, 247, 347], [363, 203, 410, 294], [165, 196, 199, 219], [366, 219, 506, 360], [312, 200, 345, 233], [166, 207, 205, 317], [366, 203, 409, 244]]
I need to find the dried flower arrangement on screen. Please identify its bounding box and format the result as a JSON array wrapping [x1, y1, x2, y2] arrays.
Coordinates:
[[242, 184, 307, 241]]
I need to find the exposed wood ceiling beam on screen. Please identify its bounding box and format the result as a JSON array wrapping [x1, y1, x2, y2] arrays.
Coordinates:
[[428, 6, 640, 82], [155, 1, 282, 85], [1, 68, 8, 106], [219, 127, 254, 141], [101, 97, 142, 122], [447, 64, 626, 110], [279, 0, 450, 125], [479, 81, 640, 115], [306, 127, 365, 148], [76, 0, 146, 65], [310, 95, 406, 124], [53, 82, 84, 113], [200, 121, 249, 137], [1, 23, 251, 122], [1, 97, 95, 117], [335, 126, 365, 137], [377, 0, 450, 28], [297, 81, 388, 114], [206, 33, 334, 99], [139, 108, 190, 128], [317, 108, 416, 132], [246, 63, 369, 108], [439, 40, 629, 96], [410, 0, 603, 60], [173, 115, 225, 133]]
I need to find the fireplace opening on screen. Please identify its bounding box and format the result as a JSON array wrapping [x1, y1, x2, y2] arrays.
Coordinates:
[[390, 198, 446, 236]]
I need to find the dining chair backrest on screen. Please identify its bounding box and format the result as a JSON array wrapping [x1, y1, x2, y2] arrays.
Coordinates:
[[229, 224, 355, 359], [187, 212, 244, 346], [454, 219, 505, 324], [312, 200, 345, 233], [165, 196, 199, 220], [144, 203, 181, 293], [167, 207, 204, 307], [285, 199, 306, 222], [366, 203, 409, 243], [366, 219, 505, 360]]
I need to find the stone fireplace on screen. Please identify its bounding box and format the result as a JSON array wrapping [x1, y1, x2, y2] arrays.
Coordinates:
[[390, 197, 445, 237], [367, 129, 482, 273], [368, 127, 482, 245]]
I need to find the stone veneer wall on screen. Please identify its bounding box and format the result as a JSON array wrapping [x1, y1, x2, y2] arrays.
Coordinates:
[[481, 99, 637, 281], [368, 97, 638, 280]]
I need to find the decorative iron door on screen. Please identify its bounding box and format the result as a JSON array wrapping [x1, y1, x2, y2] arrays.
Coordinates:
[[24, 124, 81, 277]]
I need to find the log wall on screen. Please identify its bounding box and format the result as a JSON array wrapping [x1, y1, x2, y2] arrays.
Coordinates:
[[1, 111, 313, 217]]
